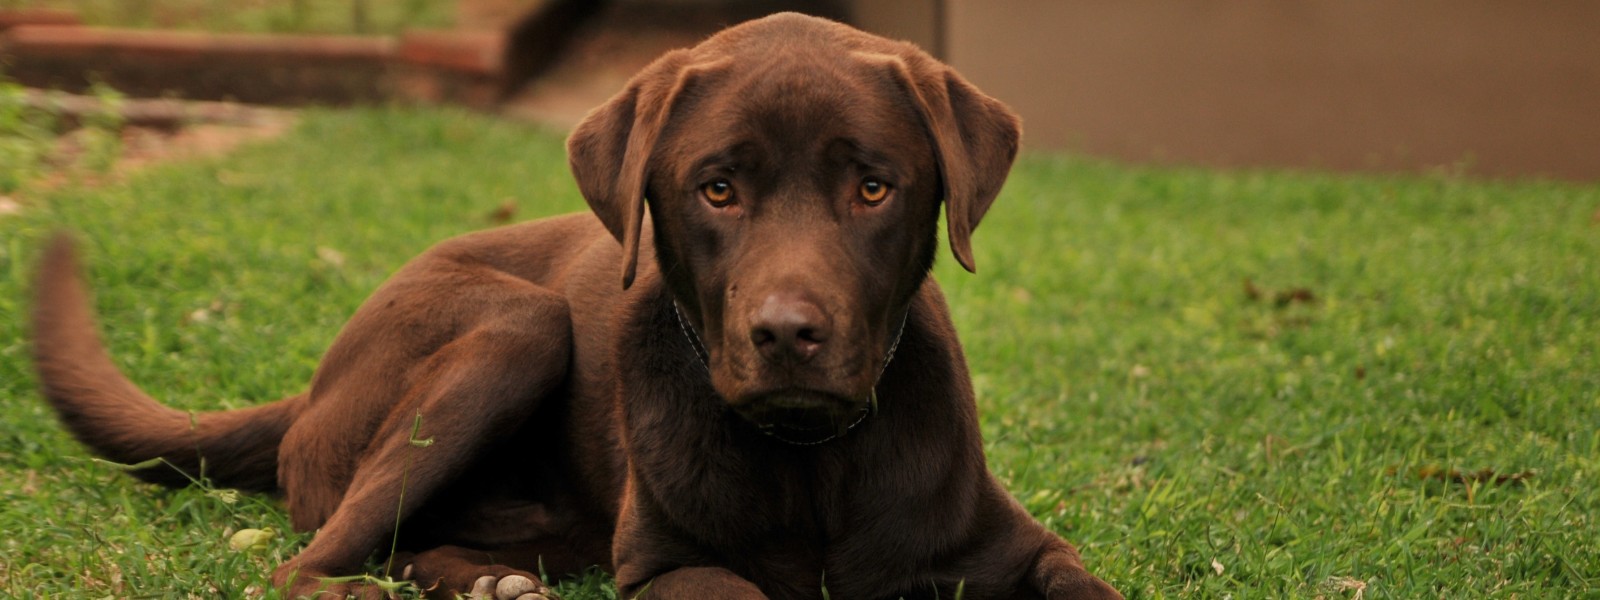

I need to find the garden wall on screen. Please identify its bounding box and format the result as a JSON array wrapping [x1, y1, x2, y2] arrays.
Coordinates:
[[853, 0, 1600, 181], [0, 14, 508, 107]]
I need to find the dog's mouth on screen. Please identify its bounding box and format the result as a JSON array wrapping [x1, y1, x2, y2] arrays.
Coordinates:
[[731, 388, 871, 445]]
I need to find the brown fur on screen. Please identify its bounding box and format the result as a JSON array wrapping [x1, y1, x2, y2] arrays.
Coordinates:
[[30, 13, 1120, 600]]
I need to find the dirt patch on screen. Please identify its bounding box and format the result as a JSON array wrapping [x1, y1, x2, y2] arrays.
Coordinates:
[[3, 90, 293, 211], [106, 118, 294, 174]]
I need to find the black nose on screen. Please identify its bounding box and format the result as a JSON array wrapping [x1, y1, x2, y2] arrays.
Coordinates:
[[750, 292, 831, 364]]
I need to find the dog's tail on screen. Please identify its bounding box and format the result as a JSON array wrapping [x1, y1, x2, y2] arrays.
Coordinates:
[[30, 234, 306, 492]]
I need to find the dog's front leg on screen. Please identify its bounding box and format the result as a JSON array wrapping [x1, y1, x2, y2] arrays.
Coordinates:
[[1028, 540, 1123, 600], [631, 567, 768, 600], [272, 281, 574, 598]]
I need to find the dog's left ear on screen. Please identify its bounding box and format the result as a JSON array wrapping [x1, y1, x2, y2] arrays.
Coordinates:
[[867, 52, 1022, 273], [568, 50, 703, 289]]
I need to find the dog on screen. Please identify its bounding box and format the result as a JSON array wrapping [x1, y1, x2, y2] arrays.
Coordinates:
[[31, 13, 1121, 600]]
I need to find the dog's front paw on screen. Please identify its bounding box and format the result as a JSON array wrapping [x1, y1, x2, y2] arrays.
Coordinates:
[[1040, 572, 1123, 600], [391, 545, 556, 599], [463, 573, 554, 600]]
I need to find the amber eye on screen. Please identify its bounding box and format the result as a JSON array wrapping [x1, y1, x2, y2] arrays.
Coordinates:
[[701, 180, 734, 206], [859, 178, 891, 204]]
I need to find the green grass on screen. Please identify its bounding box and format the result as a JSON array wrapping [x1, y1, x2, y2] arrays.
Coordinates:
[[1, 106, 1596, 598], [2, 0, 452, 35]]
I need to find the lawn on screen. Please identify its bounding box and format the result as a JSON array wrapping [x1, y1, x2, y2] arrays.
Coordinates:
[[0, 107, 1596, 598]]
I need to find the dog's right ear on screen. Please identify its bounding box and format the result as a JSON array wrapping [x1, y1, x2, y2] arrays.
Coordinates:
[[567, 50, 694, 289]]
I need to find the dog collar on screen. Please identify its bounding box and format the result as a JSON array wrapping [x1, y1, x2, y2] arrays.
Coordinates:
[[671, 301, 909, 446]]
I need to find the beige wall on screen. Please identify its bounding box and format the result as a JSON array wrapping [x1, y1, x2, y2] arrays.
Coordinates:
[[847, 0, 941, 58], [852, 1, 1600, 181]]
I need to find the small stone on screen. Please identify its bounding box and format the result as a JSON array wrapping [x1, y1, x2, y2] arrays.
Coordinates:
[[468, 575, 498, 599], [495, 574, 540, 599]]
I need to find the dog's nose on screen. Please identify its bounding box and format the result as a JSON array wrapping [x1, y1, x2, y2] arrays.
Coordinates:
[[750, 293, 831, 363]]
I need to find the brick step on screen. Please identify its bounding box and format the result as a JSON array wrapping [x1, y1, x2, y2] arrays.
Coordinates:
[[1, 24, 505, 106]]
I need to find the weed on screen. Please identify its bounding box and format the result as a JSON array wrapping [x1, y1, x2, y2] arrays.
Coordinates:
[[0, 79, 58, 192]]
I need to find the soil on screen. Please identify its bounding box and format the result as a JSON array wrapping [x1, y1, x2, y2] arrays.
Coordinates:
[[105, 118, 295, 174], [2, 93, 294, 212]]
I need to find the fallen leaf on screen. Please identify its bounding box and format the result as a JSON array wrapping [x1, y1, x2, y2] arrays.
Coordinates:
[[1274, 287, 1316, 307], [1320, 576, 1367, 599], [1011, 286, 1033, 304], [1386, 465, 1534, 486], [228, 528, 275, 552], [1246, 278, 1317, 307], [487, 199, 518, 224], [316, 246, 346, 268], [1210, 557, 1225, 576], [1243, 278, 1263, 301]]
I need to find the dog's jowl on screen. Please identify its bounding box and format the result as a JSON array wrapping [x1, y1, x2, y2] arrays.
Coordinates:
[[31, 12, 1120, 600]]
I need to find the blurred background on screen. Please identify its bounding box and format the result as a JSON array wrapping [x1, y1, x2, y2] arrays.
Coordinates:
[[4, 0, 1597, 180]]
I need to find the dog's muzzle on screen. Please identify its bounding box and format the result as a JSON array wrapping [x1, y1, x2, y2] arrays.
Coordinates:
[[674, 301, 906, 445]]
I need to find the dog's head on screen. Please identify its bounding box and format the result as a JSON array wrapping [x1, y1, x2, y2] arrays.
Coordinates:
[[568, 13, 1019, 441]]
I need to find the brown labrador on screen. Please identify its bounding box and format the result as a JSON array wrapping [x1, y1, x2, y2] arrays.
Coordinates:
[[30, 13, 1121, 600]]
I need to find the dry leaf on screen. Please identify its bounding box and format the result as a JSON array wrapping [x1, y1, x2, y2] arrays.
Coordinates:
[[1274, 287, 1316, 307], [1386, 465, 1534, 486], [1320, 576, 1367, 599], [1243, 278, 1263, 301], [487, 199, 518, 224], [316, 246, 346, 268], [227, 528, 275, 552]]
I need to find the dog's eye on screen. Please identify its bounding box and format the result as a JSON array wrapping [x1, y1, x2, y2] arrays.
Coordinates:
[[859, 178, 891, 204], [701, 180, 735, 206]]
